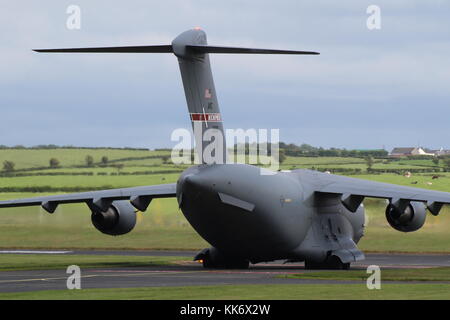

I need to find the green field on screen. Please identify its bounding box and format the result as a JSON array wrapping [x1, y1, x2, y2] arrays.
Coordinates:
[[0, 148, 170, 170], [0, 174, 179, 189], [283, 267, 450, 282], [0, 148, 449, 253], [1, 284, 449, 300], [0, 254, 190, 271]]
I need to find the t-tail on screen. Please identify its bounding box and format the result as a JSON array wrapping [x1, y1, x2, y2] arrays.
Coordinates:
[[34, 28, 319, 164]]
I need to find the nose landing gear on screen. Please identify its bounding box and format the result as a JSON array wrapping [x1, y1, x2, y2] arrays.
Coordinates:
[[194, 247, 250, 269]]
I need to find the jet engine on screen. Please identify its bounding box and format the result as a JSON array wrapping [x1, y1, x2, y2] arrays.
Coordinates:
[[385, 201, 426, 232], [91, 200, 137, 236]]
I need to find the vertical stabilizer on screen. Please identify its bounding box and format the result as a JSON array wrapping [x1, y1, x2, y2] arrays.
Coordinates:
[[172, 29, 226, 164], [33, 28, 319, 165]]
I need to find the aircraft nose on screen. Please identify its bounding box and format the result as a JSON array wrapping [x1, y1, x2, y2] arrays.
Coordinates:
[[177, 172, 212, 208], [180, 174, 203, 190]]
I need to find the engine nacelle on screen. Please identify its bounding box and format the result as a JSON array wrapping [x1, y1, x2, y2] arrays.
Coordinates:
[[91, 200, 137, 236], [385, 201, 426, 232]]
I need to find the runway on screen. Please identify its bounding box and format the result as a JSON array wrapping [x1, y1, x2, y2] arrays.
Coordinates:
[[0, 250, 449, 293]]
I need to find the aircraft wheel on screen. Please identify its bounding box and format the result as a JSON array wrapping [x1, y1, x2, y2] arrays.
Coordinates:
[[202, 257, 215, 269], [304, 260, 322, 270], [202, 258, 250, 269], [202, 258, 249, 269], [224, 260, 249, 269], [327, 256, 350, 270], [196, 248, 249, 269], [305, 257, 350, 270], [327, 256, 343, 269]]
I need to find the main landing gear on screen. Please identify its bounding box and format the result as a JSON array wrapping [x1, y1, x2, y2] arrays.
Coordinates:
[[305, 255, 350, 270]]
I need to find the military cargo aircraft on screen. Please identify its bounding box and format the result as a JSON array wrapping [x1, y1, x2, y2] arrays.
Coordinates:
[[1, 29, 449, 269]]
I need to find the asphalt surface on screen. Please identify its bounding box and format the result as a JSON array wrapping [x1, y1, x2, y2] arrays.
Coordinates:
[[0, 250, 449, 293]]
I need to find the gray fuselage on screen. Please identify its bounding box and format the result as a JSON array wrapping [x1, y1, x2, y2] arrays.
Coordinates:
[[177, 164, 365, 264]]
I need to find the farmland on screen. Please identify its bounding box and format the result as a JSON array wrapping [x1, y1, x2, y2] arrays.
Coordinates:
[[0, 147, 449, 252]]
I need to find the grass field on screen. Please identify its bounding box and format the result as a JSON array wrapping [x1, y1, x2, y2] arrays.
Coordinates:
[[0, 254, 190, 271], [1, 284, 449, 300], [0, 196, 208, 250], [0, 174, 179, 189], [0, 148, 449, 253], [0, 148, 172, 170], [283, 267, 450, 282]]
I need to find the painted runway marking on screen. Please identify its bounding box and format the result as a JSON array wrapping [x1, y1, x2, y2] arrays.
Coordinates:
[[357, 264, 436, 269], [92, 269, 187, 274], [90, 268, 302, 276], [206, 270, 301, 275], [0, 250, 73, 254], [0, 271, 203, 285], [0, 275, 97, 284]]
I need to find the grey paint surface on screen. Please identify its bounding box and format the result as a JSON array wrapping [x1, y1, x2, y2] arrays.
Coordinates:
[[0, 29, 449, 267], [172, 30, 227, 164]]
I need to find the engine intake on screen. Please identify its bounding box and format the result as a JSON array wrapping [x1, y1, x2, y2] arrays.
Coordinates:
[[91, 200, 136, 236], [385, 201, 426, 232]]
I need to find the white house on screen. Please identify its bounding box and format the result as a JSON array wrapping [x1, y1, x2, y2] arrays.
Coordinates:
[[389, 147, 435, 157]]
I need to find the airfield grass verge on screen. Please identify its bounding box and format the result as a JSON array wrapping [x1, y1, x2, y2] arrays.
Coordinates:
[[281, 267, 450, 282], [0, 254, 190, 271], [1, 284, 449, 300], [0, 226, 208, 250]]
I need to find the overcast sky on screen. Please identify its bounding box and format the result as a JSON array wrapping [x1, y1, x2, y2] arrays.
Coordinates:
[[1, 1, 449, 151]]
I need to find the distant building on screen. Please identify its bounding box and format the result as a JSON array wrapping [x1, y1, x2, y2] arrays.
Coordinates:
[[389, 147, 435, 158], [436, 149, 450, 156]]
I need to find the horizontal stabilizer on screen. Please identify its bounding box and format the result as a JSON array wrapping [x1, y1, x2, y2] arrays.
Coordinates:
[[33, 45, 319, 55], [187, 45, 319, 55], [33, 45, 173, 53]]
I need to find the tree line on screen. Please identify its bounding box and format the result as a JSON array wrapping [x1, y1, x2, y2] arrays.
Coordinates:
[[0, 144, 148, 150], [2, 155, 111, 172]]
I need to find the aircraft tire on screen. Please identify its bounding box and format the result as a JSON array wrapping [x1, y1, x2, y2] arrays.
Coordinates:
[[305, 257, 351, 270], [201, 256, 249, 269]]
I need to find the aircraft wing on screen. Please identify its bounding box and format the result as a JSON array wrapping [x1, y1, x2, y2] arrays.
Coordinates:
[[0, 183, 176, 213], [313, 173, 450, 215]]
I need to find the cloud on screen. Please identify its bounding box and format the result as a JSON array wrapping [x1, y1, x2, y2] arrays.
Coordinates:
[[0, 1, 449, 149]]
